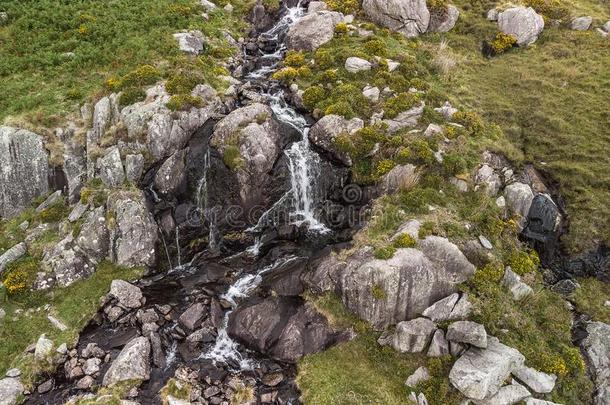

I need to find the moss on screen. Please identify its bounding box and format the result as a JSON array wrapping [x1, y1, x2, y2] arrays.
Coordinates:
[[371, 284, 387, 301], [442, 152, 468, 176], [118, 87, 146, 107], [297, 65, 312, 79], [325, 101, 355, 119], [505, 249, 540, 275], [37, 200, 69, 223], [452, 111, 484, 136], [393, 233, 417, 248], [314, 48, 335, 69], [409, 138, 435, 165], [160, 378, 191, 404], [418, 221, 436, 239], [223, 145, 243, 170], [373, 246, 396, 260], [363, 38, 388, 57], [166, 94, 204, 111], [334, 22, 348, 35], [523, 0, 570, 20], [373, 159, 396, 178]]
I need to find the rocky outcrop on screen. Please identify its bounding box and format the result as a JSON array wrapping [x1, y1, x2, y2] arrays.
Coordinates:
[[154, 148, 188, 195], [449, 336, 525, 400], [427, 5, 459, 33], [57, 125, 87, 204], [38, 235, 96, 289], [383, 102, 425, 133], [362, 0, 430, 37], [228, 296, 346, 363], [102, 336, 151, 386], [76, 206, 109, 261], [581, 322, 610, 405], [0, 242, 27, 274], [0, 127, 50, 218], [446, 321, 487, 348], [513, 366, 556, 394], [96, 146, 125, 187], [421, 292, 471, 322], [285, 11, 343, 51], [109, 280, 144, 309], [308, 115, 363, 166], [107, 191, 158, 267], [498, 7, 544, 46]]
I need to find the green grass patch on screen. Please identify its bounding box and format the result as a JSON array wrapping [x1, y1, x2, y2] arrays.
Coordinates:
[[571, 277, 610, 322]]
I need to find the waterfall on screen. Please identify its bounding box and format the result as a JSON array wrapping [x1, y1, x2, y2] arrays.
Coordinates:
[[196, 149, 218, 251]]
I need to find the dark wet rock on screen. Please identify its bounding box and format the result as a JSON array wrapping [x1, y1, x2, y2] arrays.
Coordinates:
[[522, 194, 561, 256], [228, 296, 346, 363], [550, 278, 579, 295], [260, 256, 308, 296], [0, 126, 50, 218], [102, 336, 151, 386], [178, 302, 208, 331]]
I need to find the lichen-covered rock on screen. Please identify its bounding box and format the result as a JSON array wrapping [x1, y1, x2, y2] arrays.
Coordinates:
[[285, 11, 343, 51], [475, 380, 531, 405], [345, 57, 372, 73], [97, 146, 125, 187], [405, 366, 430, 387], [571, 16, 592, 31], [108, 191, 158, 267], [87, 95, 120, 175], [422, 292, 472, 322], [427, 328, 450, 357], [504, 182, 534, 229], [34, 334, 54, 361], [0, 127, 49, 218], [498, 7, 544, 46], [0, 242, 27, 274], [513, 366, 556, 394], [383, 102, 425, 133], [502, 267, 533, 300], [76, 206, 109, 261], [475, 164, 502, 196], [428, 5, 459, 33], [154, 148, 187, 195], [308, 114, 363, 166], [57, 125, 87, 204], [109, 280, 144, 309], [380, 164, 418, 194], [125, 154, 144, 184], [362, 0, 429, 37], [581, 321, 610, 405], [449, 337, 525, 400], [102, 336, 151, 386], [0, 376, 24, 405], [39, 235, 96, 288], [173, 30, 205, 55]]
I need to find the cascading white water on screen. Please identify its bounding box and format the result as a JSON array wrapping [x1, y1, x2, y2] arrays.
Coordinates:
[[196, 149, 218, 251]]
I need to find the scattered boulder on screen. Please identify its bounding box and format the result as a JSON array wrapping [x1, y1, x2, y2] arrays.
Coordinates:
[[405, 366, 430, 387], [392, 219, 421, 240], [446, 321, 487, 348], [380, 164, 418, 194], [285, 11, 343, 51], [498, 7, 544, 46], [173, 30, 205, 55], [422, 293, 471, 322], [34, 334, 54, 362], [345, 57, 372, 73], [522, 194, 561, 246], [102, 336, 151, 386], [423, 123, 443, 137], [502, 267, 533, 300], [513, 366, 556, 394], [178, 302, 207, 331], [383, 102, 425, 133], [362, 0, 430, 37], [428, 5, 460, 33], [571, 16, 592, 31], [0, 242, 27, 274], [308, 115, 363, 166], [449, 337, 525, 400], [0, 127, 49, 218], [109, 280, 144, 309], [362, 85, 380, 102], [475, 164, 502, 196], [381, 317, 436, 353], [475, 380, 531, 405]]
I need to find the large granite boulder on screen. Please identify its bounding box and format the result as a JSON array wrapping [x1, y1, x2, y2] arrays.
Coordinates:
[[0, 127, 49, 218], [362, 0, 429, 37], [102, 336, 151, 386], [285, 11, 343, 51], [498, 7, 544, 46], [228, 296, 346, 363], [109, 280, 144, 309], [107, 191, 158, 267], [379, 317, 436, 353], [308, 115, 364, 166], [449, 337, 525, 400], [76, 205, 109, 261]]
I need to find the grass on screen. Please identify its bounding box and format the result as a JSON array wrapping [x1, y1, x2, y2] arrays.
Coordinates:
[[434, 0, 610, 253], [0, 261, 144, 388], [571, 277, 610, 322], [0, 0, 250, 124], [298, 293, 462, 405]]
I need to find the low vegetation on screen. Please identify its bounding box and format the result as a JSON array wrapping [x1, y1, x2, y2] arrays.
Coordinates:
[[571, 277, 610, 322]]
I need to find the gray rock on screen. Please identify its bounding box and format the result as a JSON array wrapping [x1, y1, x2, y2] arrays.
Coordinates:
[[450, 341, 465, 357], [383, 102, 425, 133], [76, 205, 109, 261], [498, 7, 544, 46], [0, 377, 24, 405], [0, 127, 49, 217], [178, 302, 207, 331], [5, 369, 20, 378], [34, 334, 54, 361], [525, 399, 563, 405], [308, 114, 363, 166], [285, 11, 343, 51], [428, 5, 459, 33], [83, 357, 102, 375], [200, 0, 217, 10], [447, 321, 487, 348], [571, 16, 592, 31], [76, 375, 94, 390], [474, 380, 531, 404], [362, 0, 429, 37], [109, 280, 144, 309], [381, 317, 436, 353], [35, 190, 63, 213], [154, 149, 187, 195], [423, 123, 443, 137], [57, 126, 87, 204], [434, 101, 458, 120], [97, 146, 125, 187], [68, 201, 89, 223], [88, 96, 119, 166], [82, 343, 106, 359], [603, 21, 610, 33], [475, 164, 502, 196], [427, 329, 450, 357], [173, 30, 205, 55], [345, 57, 372, 73], [408, 391, 429, 405], [362, 85, 380, 102], [107, 191, 158, 267], [449, 337, 525, 400], [0, 242, 27, 274], [513, 366, 556, 393], [392, 219, 421, 240], [581, 322, 610, 392], [47, 314, 68, 331], [551, 278, 579, 295], [487, 8, 499, 21], [308, 1, 327, 12], [380, 164, 418, 194], [125, 154, 144, 184], [0, 12, 8, 25], [149, 332, 165, 369], [102, 336, 151, 386], [422, 293, 472, 322], [418, 236, 476, 282], [504, 182, 534, 229], [341, 244, 474, 329], [39, 235, 95, 288], [0, 308, 4, 321], [405, 366, 430, 387], [502, 267, 533, 300]]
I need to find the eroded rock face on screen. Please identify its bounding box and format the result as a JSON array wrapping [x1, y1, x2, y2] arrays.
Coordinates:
[[39, 235, 96, 289], [498, 7, 544, 46], [308, 115, 364, 166], [362, 0, 429, 37], [97, 146, 125, 187], [107, 191, 158, 267], [449, 337, 525, 400], [285, 11, 343, 51], [0, 127, 49, 218], [102, 336, 151, 386], [228, 296, 345, 363]]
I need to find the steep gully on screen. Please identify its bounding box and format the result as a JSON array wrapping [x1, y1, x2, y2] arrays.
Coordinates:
[[27, 2, 371, 404]]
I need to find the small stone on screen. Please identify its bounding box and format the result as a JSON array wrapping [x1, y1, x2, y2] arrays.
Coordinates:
[[262, 372, 284, 387], [571, 16, 592, 31], [423, 123, 443, 137], [76, 375, 95, 390], [362, 85, 380, 102], [551, 279, 579, 295], [405, 366, 430, 387], [173, 30, 205, 55], [83, 358, 101, 376], [37, 379, 53, 394], [496, 196, 506, 208], [434, 101, 457, 120], [345, 57, 372, 73], [5, 369, 21, 378], [204, 385, 221, 398], [224, 3, 234, 12], [47, 314, 68, 331], [478, 235, 493, 250], [56, 343, 68, 355], [34, 334, 54, 361], [502, 267, 533, 301]]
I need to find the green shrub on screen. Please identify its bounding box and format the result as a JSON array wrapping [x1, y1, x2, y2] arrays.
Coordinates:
[[383, 92, 420, 119], [119, 87, 146, 106], [297, 66, 312, 78], [120, 65, 160, 88], [470, 263, 504, 290], [523, 0, 570, 20], [320, 69, 338, 82], [284, 50, 306, 67], [393, 233, 417, 248], [505, 250, 540, 275], [325, 0, 360, 14], [38, 200, 69, 223], [2, 257, 39, 295], [314, 49, 335, 69], [418, 221, 437, 238], [373, 159, 396, 178], [166, 94, 204, 111], [271, 67, 298, 82], [325, 101, 355, 118], [166, 72, 202, 95], [334, 22, 349, 35], [374, 246, 396, 260], [223, 145, 243, 170], [409, 139, 435, 165], [364, 39, 388, 56], [442, 153, 468, 176], [452, 111, 484, 136], [490, 32, 517, 55], [395, 147, 412, 164], [302, 86, 327, 109]]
